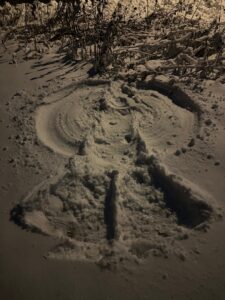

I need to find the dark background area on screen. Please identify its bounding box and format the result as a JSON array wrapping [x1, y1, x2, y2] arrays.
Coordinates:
[[0, 0, 52, 5]]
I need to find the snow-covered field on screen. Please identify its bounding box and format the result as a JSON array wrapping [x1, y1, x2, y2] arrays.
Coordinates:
[[0, 1, 225, 299]]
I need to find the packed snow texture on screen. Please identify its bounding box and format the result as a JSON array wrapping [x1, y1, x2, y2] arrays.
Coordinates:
[[11, 79, 218, 264]]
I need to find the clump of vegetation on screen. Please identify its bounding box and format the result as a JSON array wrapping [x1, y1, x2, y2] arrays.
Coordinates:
[[0, 1, 224, 80]]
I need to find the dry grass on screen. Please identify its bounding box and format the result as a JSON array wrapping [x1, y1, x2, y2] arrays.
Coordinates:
[[0, 1, 224, 79]]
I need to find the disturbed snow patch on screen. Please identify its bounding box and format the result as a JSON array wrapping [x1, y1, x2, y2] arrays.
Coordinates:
[[11, 80, 219, 267], [35, 79, 197, 158]]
